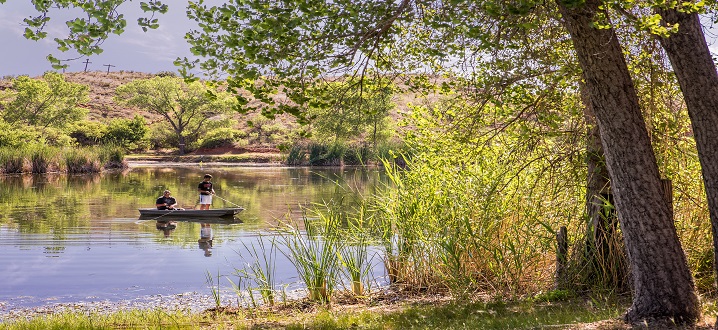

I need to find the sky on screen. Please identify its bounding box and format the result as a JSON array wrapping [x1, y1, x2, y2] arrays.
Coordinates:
[[0, 1, 210, 77], [3, 3, 718, 78]]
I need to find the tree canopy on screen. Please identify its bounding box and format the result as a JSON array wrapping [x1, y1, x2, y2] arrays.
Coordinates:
[[114, 76, 236, 155], [0, 72, 89, 130]]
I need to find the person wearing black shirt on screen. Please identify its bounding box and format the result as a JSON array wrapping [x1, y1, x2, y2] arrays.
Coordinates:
[[198, 174, 215, 210], [156, 190, 181, 210]]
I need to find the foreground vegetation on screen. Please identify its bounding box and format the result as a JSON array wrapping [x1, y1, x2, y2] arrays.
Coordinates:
[[2, 293, 634, 330]]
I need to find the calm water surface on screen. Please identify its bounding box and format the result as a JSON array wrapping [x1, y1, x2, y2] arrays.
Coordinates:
[[0, 165, 384, 309]]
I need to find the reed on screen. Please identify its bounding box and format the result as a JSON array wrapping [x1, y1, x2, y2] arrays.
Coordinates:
[[285, 142, 307, 165], [359, 139, 582, 298], [30, 146, 57, 173], [278, 206, 342, 302], [0, 145, 123, 174], [234, 234, 278, 306], [64, 147, 102, 173], [96, 144, 128, 169], [205, 270, 222, 309], [0, 147, 30, 174]]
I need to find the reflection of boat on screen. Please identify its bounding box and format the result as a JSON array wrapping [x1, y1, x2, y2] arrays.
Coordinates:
[[138, 208, 244, 218], [145, 216, 243, 224]]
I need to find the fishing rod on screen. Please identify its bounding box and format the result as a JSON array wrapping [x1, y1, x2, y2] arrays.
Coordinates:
[[213, 194, 243, 208]]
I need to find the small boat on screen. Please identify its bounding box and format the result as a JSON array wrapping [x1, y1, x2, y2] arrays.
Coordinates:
[[138, 207, 244, 218]]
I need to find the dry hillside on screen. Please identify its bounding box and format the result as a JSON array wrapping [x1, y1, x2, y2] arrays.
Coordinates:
[[0, 70, 434, 132]]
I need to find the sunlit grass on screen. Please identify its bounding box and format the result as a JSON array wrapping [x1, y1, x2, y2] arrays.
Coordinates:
[[1, 296, 630, 330]]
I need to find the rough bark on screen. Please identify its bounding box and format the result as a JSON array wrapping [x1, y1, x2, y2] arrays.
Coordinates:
[[655, 8, 718, 327], [581, 82, 628, 291], [556, 0, 699, 324]]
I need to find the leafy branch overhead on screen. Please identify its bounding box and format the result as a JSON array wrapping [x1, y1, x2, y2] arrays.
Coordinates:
[[1, 0, 168, 69]]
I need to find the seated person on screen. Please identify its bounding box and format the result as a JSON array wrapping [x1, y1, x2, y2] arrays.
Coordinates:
[[156, 190, 183, 210]]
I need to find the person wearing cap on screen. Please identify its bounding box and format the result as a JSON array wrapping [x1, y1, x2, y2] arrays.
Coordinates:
[[156, 190, 182, 210]]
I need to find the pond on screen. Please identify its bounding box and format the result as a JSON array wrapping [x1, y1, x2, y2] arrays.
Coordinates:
[[0, 165, 386, 311]]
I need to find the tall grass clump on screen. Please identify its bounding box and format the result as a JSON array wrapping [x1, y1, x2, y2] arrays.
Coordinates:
[[0, 147, 30, 174], [278, 206, 343, 302], [232, 234, 278, 307], [29, 145, 62, 173], [64, 147, 102, 173], [309, 142, 347, 166], [338, 222, 373, 296], [354, 101, 588, 298], [343, 144, 371, 166], [96, 144, 128, 169], [285, 142, 307, 165]]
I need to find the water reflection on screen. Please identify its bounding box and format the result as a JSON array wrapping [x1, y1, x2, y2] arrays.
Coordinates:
[[156, 220, 177, 238], [0, 166, 384, 309], [198, 223, 213, 257]]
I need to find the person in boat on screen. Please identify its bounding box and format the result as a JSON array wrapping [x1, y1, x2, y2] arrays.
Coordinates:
[[197, 174, 215, 210], [156, 190, 183, 210]]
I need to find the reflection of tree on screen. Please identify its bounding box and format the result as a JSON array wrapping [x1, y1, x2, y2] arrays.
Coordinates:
[[1, 167, 383, 236]]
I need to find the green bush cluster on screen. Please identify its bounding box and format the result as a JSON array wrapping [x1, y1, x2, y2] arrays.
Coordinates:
[[198, 127, 247, 149], [284, 141, 406, 166]]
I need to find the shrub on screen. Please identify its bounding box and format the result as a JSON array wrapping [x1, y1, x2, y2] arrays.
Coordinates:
[[155, 71, 177, 77], [309, 142, 346, 166], [103, 115, 149, 150], [69, 120, 107, 146], [285, 143, 307, 165], [199, 127, 245, 149]]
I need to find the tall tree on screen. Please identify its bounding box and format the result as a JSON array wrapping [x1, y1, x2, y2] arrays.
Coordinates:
[[0, 72, 89, 130], [653, 4, 718, 326], [114, 76, 236, 155], [556, 0, 698, 323]]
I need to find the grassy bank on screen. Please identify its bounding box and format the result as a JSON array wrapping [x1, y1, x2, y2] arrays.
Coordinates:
[[2, 294, 635, 330], [0, 145, 126, 174]]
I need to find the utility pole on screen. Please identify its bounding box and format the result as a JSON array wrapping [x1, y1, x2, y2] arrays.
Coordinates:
[[82, 59, 91, 72], [103, 64, 115, 74]]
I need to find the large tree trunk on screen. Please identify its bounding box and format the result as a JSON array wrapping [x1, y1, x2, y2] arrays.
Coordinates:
[[580, 83, 628, 291], [556, 0, 699, 324], [655, 7, 718, 328]]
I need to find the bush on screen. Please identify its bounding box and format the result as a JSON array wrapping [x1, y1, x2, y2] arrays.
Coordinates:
[[199, 127, 245, 149], [309, 142, 346, 166], [69, 120, 107, 146], [343, 144, 370, 166], [155, 71, 177, 77], [103, 115, 149, 150], [285, 143, 307, 165], [148, 123, 177, 149]]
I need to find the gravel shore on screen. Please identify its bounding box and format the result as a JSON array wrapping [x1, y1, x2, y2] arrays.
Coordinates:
[[0, 289, 309, 323]]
